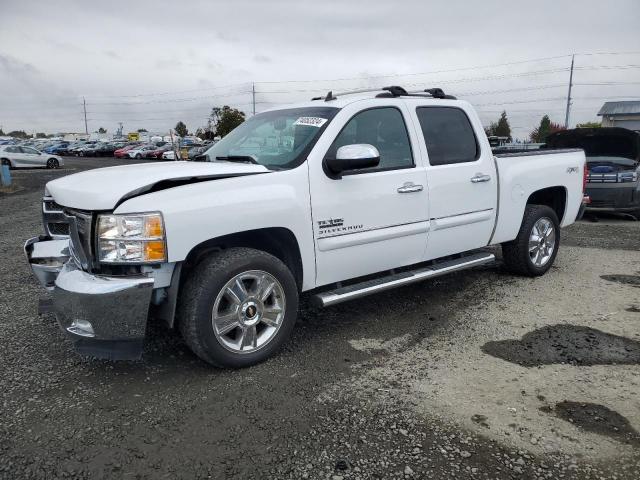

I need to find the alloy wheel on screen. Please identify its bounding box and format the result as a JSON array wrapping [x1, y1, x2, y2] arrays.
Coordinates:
[[211, 270, 286, 354], [529, 217, 556, 267]]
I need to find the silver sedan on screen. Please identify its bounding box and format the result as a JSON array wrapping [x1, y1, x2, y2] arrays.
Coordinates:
[[0, 145, 64, 169]]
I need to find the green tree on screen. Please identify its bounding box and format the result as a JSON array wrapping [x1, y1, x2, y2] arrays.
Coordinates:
[[8, 130, 29, 139], [35, 132, 47, 138], [0, 127, 4, 136], [137, 128, 148, 133], [97, 127, 107, 134], [174, 121, 188, 137], [529, 115, 565, 143], [576, 121, 601, 128], [494, 111, 511, 140], [207, 105, 245, 138], [485, 111, 512, 141]]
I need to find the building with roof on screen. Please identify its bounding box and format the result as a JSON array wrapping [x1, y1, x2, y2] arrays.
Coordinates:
[[597, 101, 640, 131]]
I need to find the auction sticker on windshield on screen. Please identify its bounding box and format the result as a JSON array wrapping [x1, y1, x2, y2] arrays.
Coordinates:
[[293, 117, 328, 128]]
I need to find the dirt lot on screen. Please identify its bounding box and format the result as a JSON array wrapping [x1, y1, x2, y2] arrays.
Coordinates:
[[1, 158, 639, 479]]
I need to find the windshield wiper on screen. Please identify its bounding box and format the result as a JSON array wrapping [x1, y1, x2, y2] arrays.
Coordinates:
[[215, 155, 258, 164]]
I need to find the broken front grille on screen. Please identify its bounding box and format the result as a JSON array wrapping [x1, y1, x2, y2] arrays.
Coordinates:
[[64, 208, 94, 271], [42, 196, 69, 239]]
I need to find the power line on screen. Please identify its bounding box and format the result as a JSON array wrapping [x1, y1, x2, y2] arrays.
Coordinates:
[[86, 82, 253, 98], [88, 90, 252, 106], [254, 55, 574, 85]]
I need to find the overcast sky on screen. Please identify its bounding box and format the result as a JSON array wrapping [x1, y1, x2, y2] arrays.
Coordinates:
[[1, 0, 639, 139]]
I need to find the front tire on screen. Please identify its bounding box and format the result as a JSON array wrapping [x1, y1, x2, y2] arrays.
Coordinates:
[[502, 205, 560, 277], [177, 248, 299, 368], [46, 158, 59, 169]]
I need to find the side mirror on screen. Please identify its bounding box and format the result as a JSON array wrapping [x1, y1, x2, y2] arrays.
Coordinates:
[[325, 144, 380, 176]]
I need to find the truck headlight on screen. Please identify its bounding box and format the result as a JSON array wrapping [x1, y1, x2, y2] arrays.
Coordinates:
[[97, 212, 167, 263]]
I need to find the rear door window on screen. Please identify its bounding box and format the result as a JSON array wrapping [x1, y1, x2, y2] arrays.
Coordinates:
[[416, 107, 479, 166]]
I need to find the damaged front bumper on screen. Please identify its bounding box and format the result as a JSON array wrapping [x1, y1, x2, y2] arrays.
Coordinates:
[[24, 236, 154, 360]]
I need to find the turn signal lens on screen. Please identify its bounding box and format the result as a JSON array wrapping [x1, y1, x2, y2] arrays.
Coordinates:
[[144, 241, 166, 262]]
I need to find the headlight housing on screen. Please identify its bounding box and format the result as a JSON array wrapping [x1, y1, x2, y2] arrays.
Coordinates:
[[97, 212, 167, 263]]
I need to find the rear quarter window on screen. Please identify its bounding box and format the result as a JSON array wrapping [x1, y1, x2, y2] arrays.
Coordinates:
[[416, 107, 479, 166]]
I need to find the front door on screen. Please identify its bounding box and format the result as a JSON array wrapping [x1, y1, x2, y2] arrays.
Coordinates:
[[20, 146, 42, 166], [411, 105, 498, 260], [309, 101, 430, 287]]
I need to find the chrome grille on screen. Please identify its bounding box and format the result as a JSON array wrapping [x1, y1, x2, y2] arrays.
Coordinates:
[[48, 222, 70, 236], [64, 209, 94, 271], [42, 196, 69, 239]]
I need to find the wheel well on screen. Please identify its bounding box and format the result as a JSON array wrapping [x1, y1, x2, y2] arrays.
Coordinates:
[[1, 158, 11, 166], [182, 227, 304, 290], [527, 186, 567, 223]]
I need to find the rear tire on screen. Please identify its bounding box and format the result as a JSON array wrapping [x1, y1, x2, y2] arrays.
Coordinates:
[[136, 153, 142, 159], [46, 158, 59, 169], [502, 205, 560, 277], [177, 247, 299, 368]]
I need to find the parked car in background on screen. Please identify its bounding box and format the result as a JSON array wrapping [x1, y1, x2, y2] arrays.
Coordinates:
[[144, 145, 172, 159], [43, 143, 71, 155], [187, 145, 208, 160], [0, 145, 64, 168], [162, 149, 177, 160], [128, 145, 157, 159], [68, 142, 94, 156], [114, 144, 140, 158], [78, 143, 112, 157], [545, 127, 640, 217]]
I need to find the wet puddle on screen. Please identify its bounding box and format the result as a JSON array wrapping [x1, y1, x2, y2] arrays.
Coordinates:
[[601, 274, 640, 287], [481, 325, 640, 367], [542, 401, 640, 447]]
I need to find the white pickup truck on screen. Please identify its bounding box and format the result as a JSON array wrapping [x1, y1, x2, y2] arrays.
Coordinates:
[[25, 86, 587, 367]]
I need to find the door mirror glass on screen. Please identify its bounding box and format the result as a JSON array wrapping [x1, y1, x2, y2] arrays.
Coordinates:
[[326, 144, 380, 175]]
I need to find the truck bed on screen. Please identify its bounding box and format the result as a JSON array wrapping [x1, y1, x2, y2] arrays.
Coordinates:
[[491, 148, 585, 244]]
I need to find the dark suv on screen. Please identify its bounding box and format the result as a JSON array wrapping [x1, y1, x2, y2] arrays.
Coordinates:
[[545, 127, 640, 217]]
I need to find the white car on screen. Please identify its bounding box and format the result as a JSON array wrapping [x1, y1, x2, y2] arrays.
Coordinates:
[[162, 150, 177, 160], [26, 85, 587, 367], [127, 145, 156, 159], [0, 145, 63, 169]]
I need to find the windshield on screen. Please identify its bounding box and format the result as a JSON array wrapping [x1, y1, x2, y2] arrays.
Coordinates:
[[204, 107, 339, 170]]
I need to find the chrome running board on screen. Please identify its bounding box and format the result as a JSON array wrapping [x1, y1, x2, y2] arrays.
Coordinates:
[[312, 252, 495, 307]]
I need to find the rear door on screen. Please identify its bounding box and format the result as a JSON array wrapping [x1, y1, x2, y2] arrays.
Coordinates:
[[410, 103, 498, 260], [309, 100, 430, 286]]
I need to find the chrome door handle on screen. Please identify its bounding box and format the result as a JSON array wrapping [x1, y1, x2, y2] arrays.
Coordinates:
[[470, 174, 491, 183], [397, 183, 424, 193]]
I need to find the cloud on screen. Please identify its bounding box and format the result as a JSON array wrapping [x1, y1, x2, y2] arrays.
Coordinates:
[[0, 0, 639, 135]]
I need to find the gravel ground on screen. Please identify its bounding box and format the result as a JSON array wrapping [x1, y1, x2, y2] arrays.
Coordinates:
[[1, 158, 639, 479]]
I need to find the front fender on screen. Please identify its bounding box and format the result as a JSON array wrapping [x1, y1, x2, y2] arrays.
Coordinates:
[[115, 165, 316, 290]]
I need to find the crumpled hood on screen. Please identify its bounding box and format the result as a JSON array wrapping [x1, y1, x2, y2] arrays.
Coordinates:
[[46, 161, 270, 210]]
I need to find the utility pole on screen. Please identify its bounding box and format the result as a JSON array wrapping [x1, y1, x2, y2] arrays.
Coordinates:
[[564, 54, 575, 129], [82, 97, 88, 134], [252, 83, 256, 116]]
